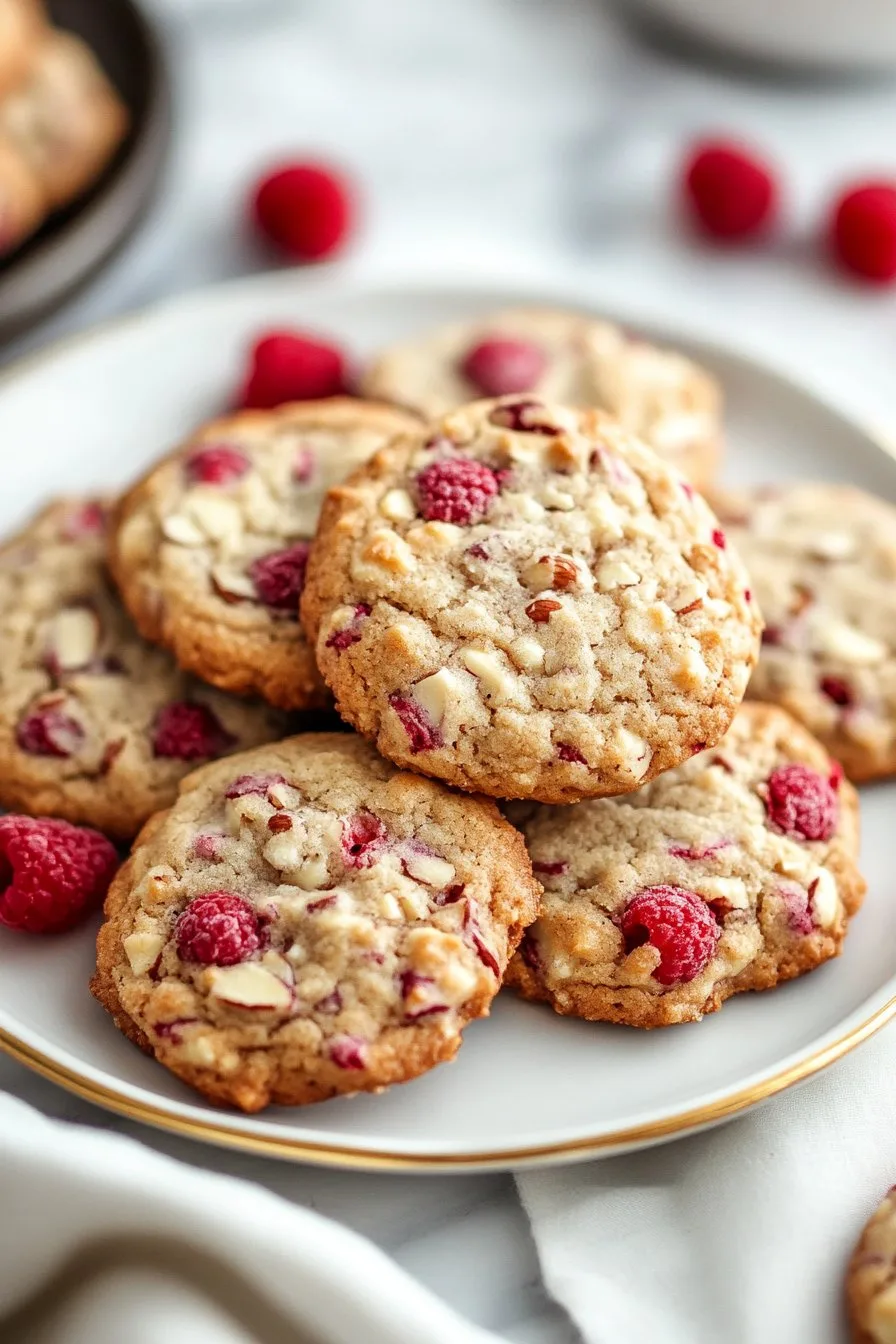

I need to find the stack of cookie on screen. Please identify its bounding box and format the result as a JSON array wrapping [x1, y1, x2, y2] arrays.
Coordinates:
[[1, 305, 875, 1113], [0, 0, 129, 259]]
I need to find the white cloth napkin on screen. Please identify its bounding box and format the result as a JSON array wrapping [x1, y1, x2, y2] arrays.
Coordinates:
[[516, 1022, 896, 1344], [0, 1092, 501, 1344]]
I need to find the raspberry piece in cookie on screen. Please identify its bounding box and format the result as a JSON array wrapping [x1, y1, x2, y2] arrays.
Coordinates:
[[109, 399, 421, 711], [505, 703, 864, 1027], [847, 1185, 896, 1344], [91, 733, 540, 1112], [361, 308, 723, 489], [303, 397, 761, 803], [0, 500, 292, 840], [0, 815, 119, 935], [711, 482, 896, 782]]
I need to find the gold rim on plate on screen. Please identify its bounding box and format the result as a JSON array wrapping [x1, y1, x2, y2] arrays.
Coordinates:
[[3, 993, 895, 1171]]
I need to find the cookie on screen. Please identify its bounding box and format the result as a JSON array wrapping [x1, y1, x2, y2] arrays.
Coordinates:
[[505, 702, 864, 1027], [110, 399, 420, 713], [712, 482, 896, 782], [360, 307, 722, 489], [847, 1186, 896, 1344], [302, 396, 761, 803], [0, 499, 293, 841], [0, 134, 44, 257], [91, 732, 540, 1112], [0, 0, 45, 100], [0, 29, 129, 210]]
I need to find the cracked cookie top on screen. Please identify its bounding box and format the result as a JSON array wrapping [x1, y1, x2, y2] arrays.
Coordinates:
[[91, 732, 540, 1112], [506, 702, 864, 1027], [0, 499, 292, 840], [302, 396, 761, 802], [109, 399, 420, 711]]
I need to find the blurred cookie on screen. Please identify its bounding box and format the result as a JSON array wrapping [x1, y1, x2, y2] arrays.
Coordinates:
[[0, 499, 293, 841], [0, 0, 45, 100], [713, 482, 896, 782], [303, 396, 760, 802], [848, 1185, 896, 1344], [110, 399, 420, 711], [361, 307, 722, 488], [0, 135, 43, 257], [0, 29, 128, 209], [506, 702, 864, 1027], [91, 732, 540, 1112]]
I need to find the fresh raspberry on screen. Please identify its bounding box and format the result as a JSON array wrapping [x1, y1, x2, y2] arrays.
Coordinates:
[[830, 182, 896, 283], [152, 702, 236, 761], [325, 602, 371, 651], [249, 542, 310, 612], [239, 331, 348, 409], [175, 891, 261, 965], [17, 707, 84, 758], [225, 772, 287, 800], [765, 763, 838, 841], [711, 528, 726, 549], [186, 445, 250, 486], [820, 675, 854, 708], [415, 457, 499, 525], [0, 815, 118, 935], [460, 337, 547, 396], [622, 885, 719, 985], [61, 502, 105, 540], [251, 162, 354, 262], [682, 139, 778, 241], [342, 812, 387, 868], [388, 692, 443, 752]]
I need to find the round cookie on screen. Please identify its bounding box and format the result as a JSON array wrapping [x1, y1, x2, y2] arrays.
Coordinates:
[[0, 499, 293, 841], [109, 399, 421, 712], [91, 732, 540, 1112], [505, 702, 864, 1027], [847, 1186, 896, 1344], [0, 0, 45, 101], [0, 29, 129, 209], [360, 307, 723, 489], [302, 396, 761, 803], [712, 482, 896, 782]]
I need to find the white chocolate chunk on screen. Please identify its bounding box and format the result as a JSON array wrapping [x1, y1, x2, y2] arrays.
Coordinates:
[[809, 868, 839, 929], [596, 556, 640, 590], [695, 877, 749, 909], [48, 608, 99, 669], [211, 564, 257, 599], [809, 616, 887, 666], [161, 514, 205, 546], [260, 950, 295, 985], [504, 491, 546, 523], [413, 668, 456, 725], [460, 647, 515, 703], [363, 528, 416, 573], [187, 493, 244, 542], [809, 531, 857, 561], [180, 1036, 217, 1067], [404, 852, 456, 887], [614, 727, 652, 779], [509, 636, 545, 673], [123, 931, 164, 975], [209, 963, 293, 1010], [263, 832, 302, 871], [380, 488, 417, 521], [540, 483, 575, 510]]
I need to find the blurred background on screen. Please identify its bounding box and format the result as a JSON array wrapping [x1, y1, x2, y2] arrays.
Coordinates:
[[4, 0, 896, 423]]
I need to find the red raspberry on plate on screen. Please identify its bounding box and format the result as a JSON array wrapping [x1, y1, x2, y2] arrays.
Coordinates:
[[239, 331, 348, 409], [0, 815, 118, 935], [460, 337, 547, 396], [681, 138, 778, 241], [186, 445, 250, 486], [152, 702, 236, 761], [175, 891, 261, 965], [416, 457, 500, 525], [622, 885, 719, 985], [829, 182, 896, 283], [249, 541, 310, 612], [251, 162, 354, 262], [765, 763, 838, 841]]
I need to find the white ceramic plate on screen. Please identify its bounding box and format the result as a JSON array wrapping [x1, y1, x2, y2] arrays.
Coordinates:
[[0, 268, 894, 1172]]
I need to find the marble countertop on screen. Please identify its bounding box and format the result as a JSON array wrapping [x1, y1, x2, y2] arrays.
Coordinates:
[[6, 2, 896, 1338]]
